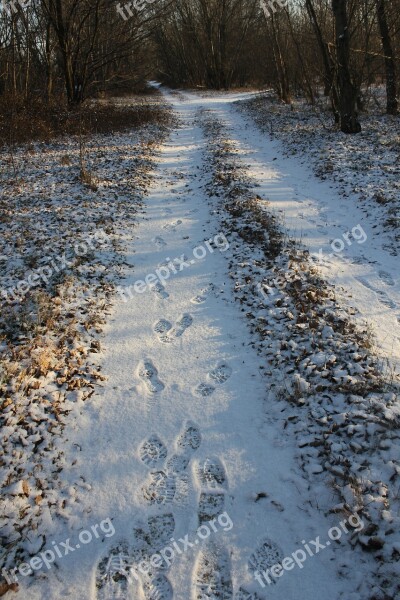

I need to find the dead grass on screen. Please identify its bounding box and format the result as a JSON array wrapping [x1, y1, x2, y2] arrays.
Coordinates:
[[0, 92, 171, 147]]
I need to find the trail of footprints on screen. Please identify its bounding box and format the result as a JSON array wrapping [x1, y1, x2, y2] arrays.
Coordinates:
[[193, 457, 232, 600], [96, 514, 175, 600], [133, 357, 240, 598], [141, 422, 201, 507], [97, 260, 282, 598], [96, 426, 251, 600], [96, 423, 201, 600], [194, 460, 281, 600]]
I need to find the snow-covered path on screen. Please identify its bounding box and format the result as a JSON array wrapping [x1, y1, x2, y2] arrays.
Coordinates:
[[181, 91, 400, 373], [223, 101, 400, 375], [17, 91, 398, 600]]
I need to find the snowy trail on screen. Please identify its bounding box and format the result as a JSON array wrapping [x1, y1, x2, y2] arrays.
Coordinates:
[[15, 91, 398, 600], [17, 94, 365, 600], [190, 92, 400, 373]]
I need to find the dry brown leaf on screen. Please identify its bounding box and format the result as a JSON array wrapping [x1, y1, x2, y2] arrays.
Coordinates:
[[0, 582, 18, 596]]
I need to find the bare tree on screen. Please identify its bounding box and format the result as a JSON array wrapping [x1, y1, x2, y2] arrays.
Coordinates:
[[0, 0, 398, 131], [376, 0, 398, 114], [332, 0, 361, 132]]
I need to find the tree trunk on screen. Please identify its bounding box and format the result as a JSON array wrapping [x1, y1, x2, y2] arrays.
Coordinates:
[[284, 7, 315, 104], [11, 17, 17, 95], [270, 14, 291, 103], [44, 0, 84, 106], [376, 0, 398, 115], [305, 0, 339, 120], [45, 20, 53, 102], [331, 0, 361, 133]]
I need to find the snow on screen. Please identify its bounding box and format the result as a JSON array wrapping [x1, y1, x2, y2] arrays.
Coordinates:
[[236, 93, 399, 368], [1, 88, 399, 600]]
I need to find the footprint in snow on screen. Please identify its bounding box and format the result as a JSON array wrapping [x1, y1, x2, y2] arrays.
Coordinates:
[[139, 434, 168, 467], [195, 457, 228, 490], [194, 382, 215, 397], [153, 235, 167, 249], [193, 543, 232, 600], [194, 363, 232, 397], [142, 573, 173, 600], [208, 363, 232, 384], [379, 270, 395, 286], [142, 471, 176, 505], [155, 314, 193, 343], [195, 456, 228, 525], [130, 512, 176, 566], [176, 421, 202, 454], [153, 319, 173, 339], [197, 487, 226, 527], [173, 313, 193, 337], [191, 284, 215, 305], [168, 421, 202, 504], [248, 538, 284, 584], [150, 282, 169, 300], [146, 513, 176, 549], [139, 422, 202, 508], [95, 534, 174, 599], [163, 220, 183, 232], [95, 541, 133, 600], [138, 360, 165, 394]]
